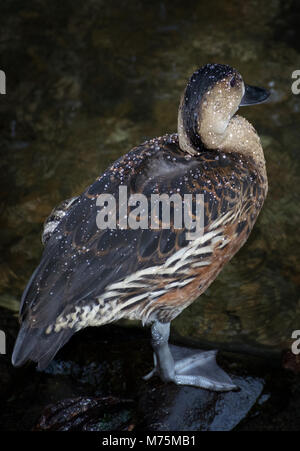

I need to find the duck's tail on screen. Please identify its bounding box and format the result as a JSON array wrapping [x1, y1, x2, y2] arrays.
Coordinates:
[[12, 321, 74, 370]]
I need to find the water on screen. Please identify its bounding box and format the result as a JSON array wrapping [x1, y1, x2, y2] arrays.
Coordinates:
[[0, 0, 300, 357]]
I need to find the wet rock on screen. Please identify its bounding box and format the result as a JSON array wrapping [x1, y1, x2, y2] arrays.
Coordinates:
[[138, 371, 264, 431], [1, 323, 299, 431], [34, 396, 134, 431]]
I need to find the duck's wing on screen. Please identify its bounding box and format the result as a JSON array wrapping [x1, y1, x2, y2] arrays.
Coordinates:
[[12, 137, 262, 370], [42, 196, 80, 245]]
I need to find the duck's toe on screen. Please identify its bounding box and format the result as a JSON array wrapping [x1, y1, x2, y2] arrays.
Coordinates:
[[172, 345, 238, 392], [144, 344, 238, 392]]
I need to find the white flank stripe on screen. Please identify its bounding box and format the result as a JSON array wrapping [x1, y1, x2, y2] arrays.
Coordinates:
[[193, 245, 213, 256], [208, 211, 233, 231], [191, 260, 211, 268], [150, 290, 167, 298], [211, 235, 224, 245], [166, 277, 195, 289], [109, 280, 146, 290], [219, 238, 231, 248], [101, 290, 122, 300], [164, 247, 187, 267]]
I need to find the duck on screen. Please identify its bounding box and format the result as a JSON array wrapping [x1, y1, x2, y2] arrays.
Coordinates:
[[12, 63, 269, 392]]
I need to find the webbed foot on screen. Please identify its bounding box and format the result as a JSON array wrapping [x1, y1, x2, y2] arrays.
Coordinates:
[[144, 322, 238, 392]]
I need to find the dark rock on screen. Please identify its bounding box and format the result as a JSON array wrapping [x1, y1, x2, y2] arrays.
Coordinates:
[[138, 373, 264, 431], [34, 396, 134, 431]]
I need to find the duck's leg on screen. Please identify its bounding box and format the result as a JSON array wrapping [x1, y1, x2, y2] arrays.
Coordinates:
[[143, 321, 238, 392]]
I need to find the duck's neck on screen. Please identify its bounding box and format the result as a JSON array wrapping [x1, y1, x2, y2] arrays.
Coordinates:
[[178, 107, 267, 183], [177, 95, 204, 156], [216, 115, 267, 182]]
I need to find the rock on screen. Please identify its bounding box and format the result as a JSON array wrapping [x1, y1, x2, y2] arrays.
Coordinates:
[[138, 353, 264, 431], [34, 396, 134, 431]]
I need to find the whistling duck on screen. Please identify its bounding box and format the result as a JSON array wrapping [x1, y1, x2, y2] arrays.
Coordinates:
[[12, 63, 269, 391]]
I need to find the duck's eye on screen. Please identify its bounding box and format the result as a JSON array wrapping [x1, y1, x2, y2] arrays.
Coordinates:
[[230, 76, 237, 88]]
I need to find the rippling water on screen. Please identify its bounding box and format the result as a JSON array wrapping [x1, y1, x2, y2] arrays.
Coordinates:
[[0, 0, 299, 355]]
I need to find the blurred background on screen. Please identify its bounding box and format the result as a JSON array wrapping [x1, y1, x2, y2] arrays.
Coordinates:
[[0, 0, 299, 431]]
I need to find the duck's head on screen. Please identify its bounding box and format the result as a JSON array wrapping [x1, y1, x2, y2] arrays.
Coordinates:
[[178, 63, 269, 155]]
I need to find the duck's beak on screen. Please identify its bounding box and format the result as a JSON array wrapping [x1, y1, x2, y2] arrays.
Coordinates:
[[240, 84, 270, 106]]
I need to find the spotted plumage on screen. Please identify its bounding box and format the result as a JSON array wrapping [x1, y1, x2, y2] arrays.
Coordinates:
[[12, 64, 269, 390]]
